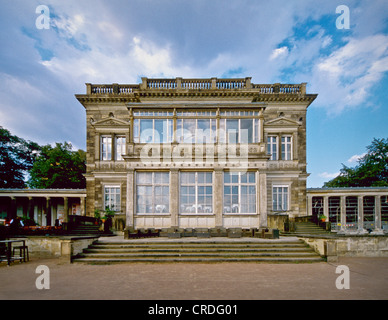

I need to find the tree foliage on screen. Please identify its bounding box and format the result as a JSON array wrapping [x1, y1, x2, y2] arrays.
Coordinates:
[[323, 138, 388, 187], [0, 126, 41, 188], [28, 142, 86, 189]]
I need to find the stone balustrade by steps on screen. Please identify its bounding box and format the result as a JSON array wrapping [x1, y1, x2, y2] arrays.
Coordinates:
[[71, 238, 325, 264]]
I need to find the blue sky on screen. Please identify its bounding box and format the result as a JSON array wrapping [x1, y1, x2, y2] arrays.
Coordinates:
[[0, 0, 387, 188]]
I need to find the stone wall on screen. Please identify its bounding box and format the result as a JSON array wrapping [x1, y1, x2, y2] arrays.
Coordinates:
[[302, 236, 388, 262], [267, 214, 288, 231], [11, 236, 98, 261]]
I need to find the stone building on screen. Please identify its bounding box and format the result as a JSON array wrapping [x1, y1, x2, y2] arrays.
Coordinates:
[[75, 77, 317, 233], [1, 77, 387, 236]]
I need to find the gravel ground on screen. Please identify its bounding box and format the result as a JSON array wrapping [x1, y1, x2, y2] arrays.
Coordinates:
[[1, 255, 387, 300]]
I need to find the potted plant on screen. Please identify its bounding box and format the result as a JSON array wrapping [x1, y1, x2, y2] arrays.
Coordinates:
[[94, 209, 101, 225], [319, 214, 327, 222], [102, 207, 115, 232]]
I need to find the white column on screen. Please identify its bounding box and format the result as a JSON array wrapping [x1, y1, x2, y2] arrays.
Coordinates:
[[307, 195, 312, 217], [372, 195, 384, 234], [339, 195, 346, 233], [323, 196, 329, 222], [80, 197, 86, 216], [357, 195, 367, 234]]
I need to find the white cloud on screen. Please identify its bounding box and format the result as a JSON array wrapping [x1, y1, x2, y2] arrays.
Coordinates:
[[313, 35, 388, 113], [347, 153, 366, 164], [269, 47, 288, 60], [318, 172, 340, 179]]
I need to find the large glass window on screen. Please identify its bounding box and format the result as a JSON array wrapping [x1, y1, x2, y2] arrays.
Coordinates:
[[104, 185, 121, 211], [101, 136, 112, 160], [133, 119, 173, 143], [219, 118, 259, 144], [223, 171, 256, 213], [180, 172, 213, 214], [272, 186, 288, 211], [115, 136, 126, 161], [176, 119, 216, 143], [136, 172, 169, 214]]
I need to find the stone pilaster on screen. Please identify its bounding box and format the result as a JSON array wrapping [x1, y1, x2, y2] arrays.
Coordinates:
[[214, 168, 224, 227], [125, 169, 134, 229], [258, 171, 267, 227], [170, 168, 179, 228]]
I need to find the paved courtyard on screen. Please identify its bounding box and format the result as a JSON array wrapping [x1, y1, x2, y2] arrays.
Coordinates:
[[0, 254, 387, 301]]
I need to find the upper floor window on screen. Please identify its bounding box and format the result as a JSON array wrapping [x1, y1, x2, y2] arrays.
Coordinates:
[[219, 118, 259, 144], [267, 136, 278, 160], [281, 136, 292, 160], [133, 119, 173, 143], [101, 136, 112, 161], [176, 119, 217, 143], [115, 136, 126, 161], [267, 135, 293, 160]]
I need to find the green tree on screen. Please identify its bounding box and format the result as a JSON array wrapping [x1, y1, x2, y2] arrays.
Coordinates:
[[28, 142, 86, 189], [323, 138, 388, 187], [0, 126, 41, 188]]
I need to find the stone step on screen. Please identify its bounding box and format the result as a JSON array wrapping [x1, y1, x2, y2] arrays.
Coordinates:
[[72, 256, 325, 264], [72, 239, 325, 264]]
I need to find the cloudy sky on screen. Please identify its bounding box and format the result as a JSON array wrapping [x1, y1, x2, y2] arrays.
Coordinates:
[[1, 0, 387, 187]]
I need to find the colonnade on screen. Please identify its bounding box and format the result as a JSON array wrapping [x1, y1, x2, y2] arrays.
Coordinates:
[[0, 189, 86, 226], [307, 188, 388, 234]]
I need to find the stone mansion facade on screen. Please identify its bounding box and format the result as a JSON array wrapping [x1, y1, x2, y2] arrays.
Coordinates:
[[75, 77, 316, 232], [1, 77, 387, 235]]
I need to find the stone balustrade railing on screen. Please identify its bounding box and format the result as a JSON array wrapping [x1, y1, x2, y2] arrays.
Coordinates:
[[86, 78, 307, 95]]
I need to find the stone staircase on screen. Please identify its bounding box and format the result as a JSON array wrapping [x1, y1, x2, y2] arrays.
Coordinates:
[[292, 221, 331, 236], [66, 224, 106, 236], [72, 238, 325, 264]]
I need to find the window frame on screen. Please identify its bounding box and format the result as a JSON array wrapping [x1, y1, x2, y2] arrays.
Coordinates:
[[281, 135, 293, 160], [179, 171, 213, 215], [176, 118, 217, 144], [103, 185, 121, 212], [272, 185, 289, 212], [101, 135, 112, 161], [219, 118, 260, 144], [133, 117, 173, 143], [267, 135, 278, 160], [223, 171, 256, 214], [115, 136, 126, 161], [135, 171, 170, 214]]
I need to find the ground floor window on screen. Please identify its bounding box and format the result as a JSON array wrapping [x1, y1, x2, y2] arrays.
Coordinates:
[[180, 172, 213, 214], [224, 171, 256, 213], [136, 172, 169, 214], [104, 185, 121, 211], [272, 186, 288, 211]]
